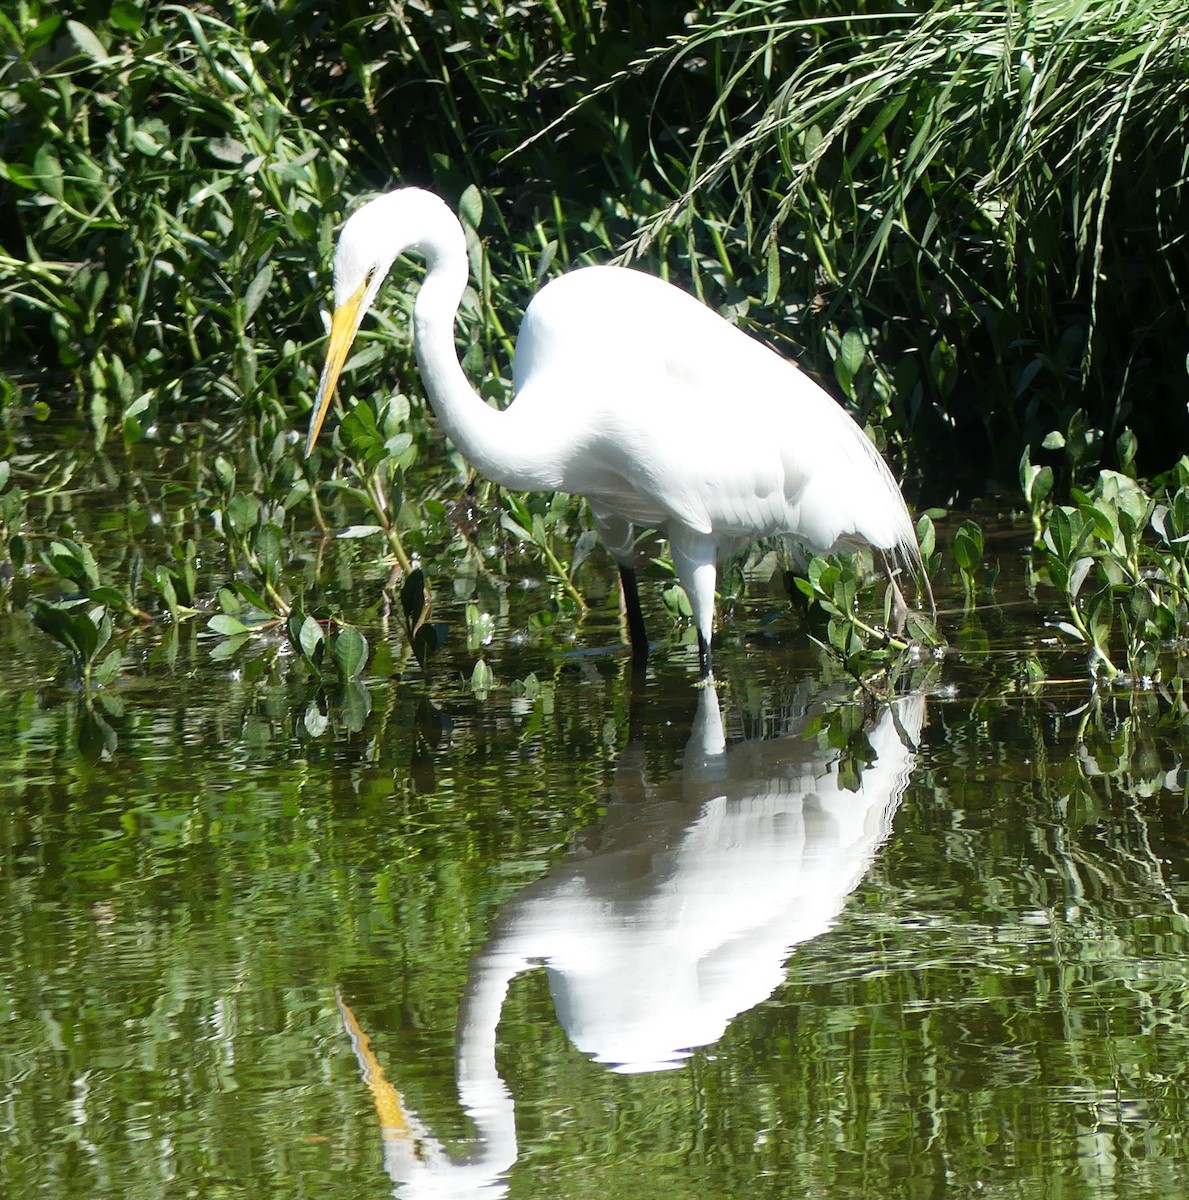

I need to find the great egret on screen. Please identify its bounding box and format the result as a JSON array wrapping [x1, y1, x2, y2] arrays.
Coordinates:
[[305, 187, 931, 676]]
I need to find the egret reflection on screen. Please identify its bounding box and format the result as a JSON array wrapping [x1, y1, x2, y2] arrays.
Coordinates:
[[339, 682, 925, 1198]]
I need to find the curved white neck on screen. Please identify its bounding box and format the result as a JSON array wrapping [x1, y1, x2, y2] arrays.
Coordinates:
[[411, 220, 560, 492]]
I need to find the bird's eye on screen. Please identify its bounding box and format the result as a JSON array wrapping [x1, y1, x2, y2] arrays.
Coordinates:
[[365, 266, 377, 286]]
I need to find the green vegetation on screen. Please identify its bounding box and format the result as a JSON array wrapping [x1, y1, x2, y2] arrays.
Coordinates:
[[3, 0, 1189, 701], [9, 9, 1189, 1196]]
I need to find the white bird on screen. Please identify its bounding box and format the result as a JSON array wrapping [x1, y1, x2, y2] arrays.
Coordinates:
[[305, 187, 931, 676]]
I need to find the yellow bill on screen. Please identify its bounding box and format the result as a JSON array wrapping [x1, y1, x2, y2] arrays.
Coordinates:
[[304, 280, 369, 456]]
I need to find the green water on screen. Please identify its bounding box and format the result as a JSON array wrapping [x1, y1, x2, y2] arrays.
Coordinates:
[[3, 490, 1189, 1199]]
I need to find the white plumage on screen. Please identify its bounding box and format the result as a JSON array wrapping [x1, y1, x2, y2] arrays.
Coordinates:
[[306, 187, 930, 675]]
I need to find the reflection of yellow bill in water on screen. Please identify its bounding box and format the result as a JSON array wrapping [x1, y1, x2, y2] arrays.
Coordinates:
[[335, 987, 413, 1140], [334, 975, 518, 1196]]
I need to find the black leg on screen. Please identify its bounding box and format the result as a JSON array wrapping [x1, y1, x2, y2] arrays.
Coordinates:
[[619, 565, 649, 666], [696, 629, 712, 679]]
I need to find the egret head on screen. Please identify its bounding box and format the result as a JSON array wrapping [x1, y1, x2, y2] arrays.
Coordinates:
[[307, 187, 468, 457], [303, 197, 403, 456]]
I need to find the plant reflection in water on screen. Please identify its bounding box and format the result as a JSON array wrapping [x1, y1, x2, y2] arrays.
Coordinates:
[[338, 681, 925, 1198]]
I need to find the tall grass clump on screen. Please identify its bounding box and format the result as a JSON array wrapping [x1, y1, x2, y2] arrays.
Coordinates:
[[6, 0, 1188, 486], [589, 0, 1189, 489]]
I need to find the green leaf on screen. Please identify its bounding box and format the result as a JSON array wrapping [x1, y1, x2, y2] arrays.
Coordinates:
[[915, 512, 936, 560], [1068, 556, 1094, 599], [304, 700, 330, 738], [209, 634, 250, 661], [333, 626, 368, 679], [153, 567, 179, 621], [92, 649, 123, 687], [662, 583, 692, 619], [1086, 589, 1113, 651], [214, 456, 236, 491], [77, 707, 117, 761], [827, 617, 859, 656], [458, 184, 483, 230], [1129, 586, 1156, 625], [227, 493, 259, 535], [401, 569, 428, 633], [1116, 427, 1137, 474], [108, 1, 142, 32], [32, 146, 62, 200], [952, 520, 984, 571], [124, 395, 151, 423], [1044, 507, 1077, 562], [25, 15, 62, 51], [209, 136, 249, 164], [32, 601, 100, 664], [500, 513, 534, 544], [571, 529, 597, 574], [339, 403, 388, 470], [412, 622, 447, 666], [232, 581, 277, 618], [130, 126, 166, 156], [254, 524, 283, 580], [207, 614, 253, 637], [296, 614, 325, 663], [44, 539, 100, 589], [839, 330, 865, 377], [0, 162, 37, 191], [1053, 620, 1085, 644], [465, 604, 496, 650], [340, 679, 372, 733], [217, 586, 241, 615], [335, 525, 386, 539], [244, 262, 273, 325], [87, 585, 126, 610], [67, 20, 109, 60], [1028, 464, 1054, 507], [764, 238, 781, 307], [469, 658, 495, 697]]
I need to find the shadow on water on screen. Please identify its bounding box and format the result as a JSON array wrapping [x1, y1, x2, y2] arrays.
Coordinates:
[[337, 677, 926, 1199]]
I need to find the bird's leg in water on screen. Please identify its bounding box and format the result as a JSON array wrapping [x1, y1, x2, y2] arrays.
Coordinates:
[[696, 631, 713, 680], [619, 566, 650, 666]]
